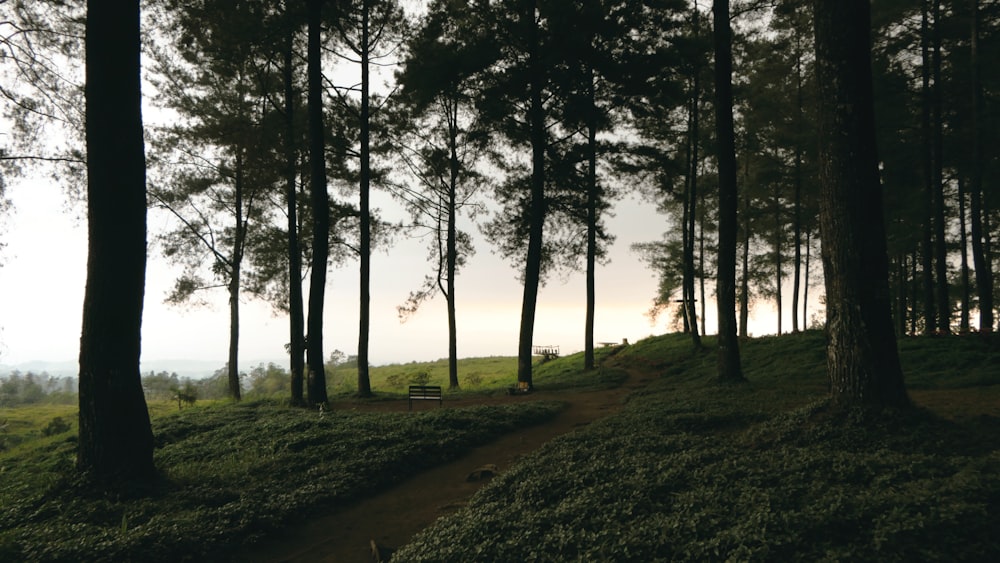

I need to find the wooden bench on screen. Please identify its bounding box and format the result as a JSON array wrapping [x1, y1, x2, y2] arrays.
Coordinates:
[[532, 345, 560, 361], [408, 385, 442, 410]]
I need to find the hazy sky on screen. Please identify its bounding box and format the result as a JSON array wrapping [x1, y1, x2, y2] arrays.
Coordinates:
[[0, 173, 730, 369]]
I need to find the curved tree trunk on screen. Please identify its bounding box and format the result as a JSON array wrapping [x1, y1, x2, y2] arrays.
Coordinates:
[[517, 0, 545, 390], [813, 0, 909, 409], [77, 0, 155, 483], [306, 0, 330, 407]]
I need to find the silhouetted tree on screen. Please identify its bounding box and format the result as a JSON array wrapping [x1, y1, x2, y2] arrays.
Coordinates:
[[77, 0, 155, 482], [711, 0, 743, 382], [813, 0, 909, 408]]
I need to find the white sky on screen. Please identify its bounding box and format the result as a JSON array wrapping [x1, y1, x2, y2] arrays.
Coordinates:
[[0, 174, 721, 368], [0, 2, 797, 371]]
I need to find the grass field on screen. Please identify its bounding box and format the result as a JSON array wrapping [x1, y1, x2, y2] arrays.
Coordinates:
[[2, 331, 998, 561]]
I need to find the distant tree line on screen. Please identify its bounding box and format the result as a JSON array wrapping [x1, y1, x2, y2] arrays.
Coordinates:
[[0, 372, 76, 407]]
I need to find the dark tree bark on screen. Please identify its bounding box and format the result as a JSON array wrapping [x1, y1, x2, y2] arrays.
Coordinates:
[[357, 0, 374, 398], [516, 0, 545, 389], [227, 155, 245, 401], [920, 2, 937, 334], [683, 60, 702, 348], [77, 0, 155, 482], [584, 68, 599, 370], [283, 30, 306, 406], [792, 45, 805, 333], [931, 0, 950, 334], [306, 0, 330, 406], [959, 177, 971, 333], [813, 0, 909, 408], [446, 100, 461, 389], [712, 0, 743, 382], [969, 0, 993, 334]]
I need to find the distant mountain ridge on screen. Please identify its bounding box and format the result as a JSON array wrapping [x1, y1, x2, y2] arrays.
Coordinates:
[[0, 359, 286, 379]]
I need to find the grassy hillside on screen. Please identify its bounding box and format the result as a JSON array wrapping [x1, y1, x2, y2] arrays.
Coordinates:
[[395, 331, 1000, 561], [2, 331, 997, 561]]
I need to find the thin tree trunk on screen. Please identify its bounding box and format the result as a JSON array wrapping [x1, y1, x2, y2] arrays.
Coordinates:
[[773, 185, 783, 335], [969, 0, 993, 333], [77, 0, 155, 482], [932, 0, 950, 334], [685, 68, 702, 347], [959, 177, 971, 332], [712, 0, 743, 382], [227, 155, 244, 401], [813, 0, 908, 408], [700, 173, 707, 337], [739, 159, 751, 339], [357, 0, 373, 397], [517, 0, 545, 389], [792, 42, 804, 333], [803, 226, 811, 329], [306, 0, 330, 406], [921, 1, 937, 334], [284, 30, 305, 406], [446, 98, 460, 389], [585, 68, 599, 369]]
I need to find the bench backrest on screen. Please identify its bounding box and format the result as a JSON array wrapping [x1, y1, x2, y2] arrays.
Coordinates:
[[409, 385, 442, 396]]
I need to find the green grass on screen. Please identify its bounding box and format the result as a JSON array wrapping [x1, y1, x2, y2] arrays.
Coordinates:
[[325, 347, 628, 398], [395, 331, 1000, 562], [4, 332, 998, 561], [0, 399, 565, 562]]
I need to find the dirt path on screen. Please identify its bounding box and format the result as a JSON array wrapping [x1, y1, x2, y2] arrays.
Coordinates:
[[237, 370, 652, 562]]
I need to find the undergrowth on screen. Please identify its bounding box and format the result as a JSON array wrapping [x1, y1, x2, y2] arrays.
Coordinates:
[[0, 400, 564, 562], [395, 332, 1000, 561]]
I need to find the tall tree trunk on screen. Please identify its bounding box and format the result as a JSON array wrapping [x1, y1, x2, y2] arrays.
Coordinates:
[[357, 0, 373, 397], [306, 0, 330, 407], [792, 43, 804, 333], [284, 29, 305, 406], [931, 0, 950, 334], [959, 177, 971, 332], [969, 0, 993, 334], [739, 162, 751, 339], [227, 155, 244, 401], [77, 0, 155, 482], [813, 0, 909, 408], [803, 227, 811, 329], [584, 68, 599, 369], [699, 186, 707, 337], [897, 254, 909, 336], [446, 98, 460, 389], [712, 0, 743, 382], [684, 68, 702, 348], [920, 1, 937, 334], [517, 0, 545, 389], [773, 186, 783, 335]]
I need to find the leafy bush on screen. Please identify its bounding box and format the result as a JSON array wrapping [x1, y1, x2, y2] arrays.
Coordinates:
[[41, 417, 71, 437], [408, 371, 431, 386]]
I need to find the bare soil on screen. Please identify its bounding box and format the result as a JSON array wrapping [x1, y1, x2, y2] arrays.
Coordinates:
[[236, 369, 653, 563]]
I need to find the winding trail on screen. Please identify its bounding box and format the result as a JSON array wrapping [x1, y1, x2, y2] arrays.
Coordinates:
[[236, 368, 652, 562]]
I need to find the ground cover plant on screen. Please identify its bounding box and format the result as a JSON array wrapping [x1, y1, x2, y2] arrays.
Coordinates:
[[394, 331, 1000, 561], [0, 399, 564, 562]]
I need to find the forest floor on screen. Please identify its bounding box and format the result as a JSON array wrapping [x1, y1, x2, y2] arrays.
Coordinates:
[[236, 366, 654, 563]]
